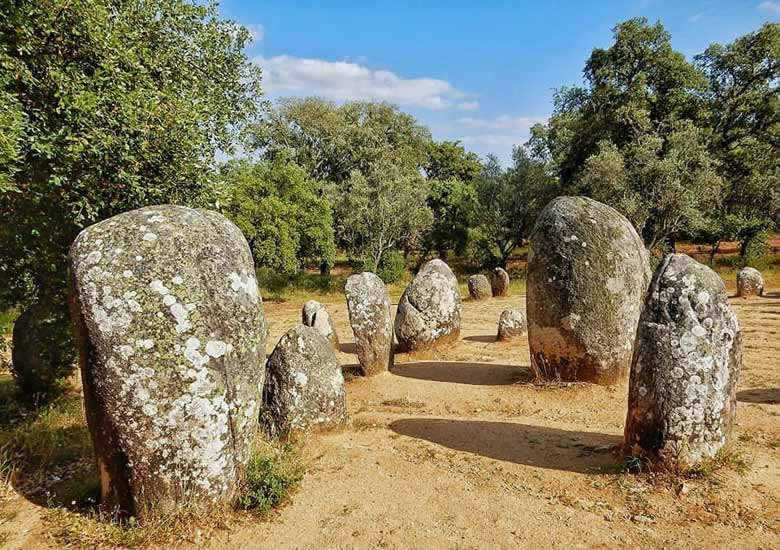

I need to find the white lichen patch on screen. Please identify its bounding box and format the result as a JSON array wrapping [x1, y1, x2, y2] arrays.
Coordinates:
[[205, 340, 228, 358], [142, 232, 158, 242]]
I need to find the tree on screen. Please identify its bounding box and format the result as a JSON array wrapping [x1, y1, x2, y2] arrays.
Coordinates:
[[420, 141, 481, 260], [254, 98, 431, 186], [0, 0, 262, 392], [218, 157, 335, 276], [470, 150, 559, 268], [334, 160, 432, 269]]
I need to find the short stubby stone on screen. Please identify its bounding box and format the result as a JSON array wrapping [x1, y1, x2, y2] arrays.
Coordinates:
[[624, 254, 742, 466], [526, 197, 651, 384], [497, 309, 526, 341], [302, 300, 339, 349], [491, 267, 511, 297], [261, 325, 347, 438], [395, 259, 462, 352], [468, 274, 492, 300], [344, 272, 393, 376], [68, 205, 267, 520], [737, 267, 764, 298]]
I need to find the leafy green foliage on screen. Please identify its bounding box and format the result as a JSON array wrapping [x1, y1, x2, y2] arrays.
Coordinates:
[[365, 249, 407, 284], [239, 442, 304, 514], [218, 157, 335, 275]]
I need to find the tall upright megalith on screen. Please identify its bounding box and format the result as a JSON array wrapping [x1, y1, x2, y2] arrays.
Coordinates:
[[395, 259, 462, 352], [69, 205, 267, 520], [624, 254, 742, 465], [345, 272, 393, 376], [526, 197, 650, 384]]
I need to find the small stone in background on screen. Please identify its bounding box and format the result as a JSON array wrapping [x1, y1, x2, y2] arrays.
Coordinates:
[[497, 309, 526, 341]]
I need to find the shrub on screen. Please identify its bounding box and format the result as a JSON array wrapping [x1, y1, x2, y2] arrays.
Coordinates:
[[239, 441, 305, 514], [376, 250, 407, 284], [743, 230, 770, 270]]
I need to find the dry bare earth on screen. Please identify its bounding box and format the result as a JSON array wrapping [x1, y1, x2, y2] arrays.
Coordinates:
[[4, 286, 780, 549]]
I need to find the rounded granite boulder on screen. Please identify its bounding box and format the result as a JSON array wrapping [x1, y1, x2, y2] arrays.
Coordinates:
[[624, 254, 742, 466], [344, 272, 394, 376], [497, 309, 526, 341], [737, 267, 764, 298], [68, 205, 267, 520], [526, 196, 651, 384], [395, 259, 462, 352], [491, 267, 511, 297], [261, 325, 347, 438], [302, 300, 339, 349], [468, 274, 492, 300]]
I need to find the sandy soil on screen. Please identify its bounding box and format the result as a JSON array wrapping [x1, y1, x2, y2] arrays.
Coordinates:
[[4, 287, 780, 549]]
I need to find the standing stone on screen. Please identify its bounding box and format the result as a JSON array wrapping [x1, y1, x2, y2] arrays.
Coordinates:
[[302, 300, 339, 349], [344, 272, 393, 376], [69, 205, 267, 520], [395, 259, 462, 352], [11, 302, 76, 396], [624, 254, 742, 465], [737, 267, 764, 298], [527, 197, 651, 384], [468, 274, 492, 300], [491, 267, 511, 297], [261, 325, 346, 438], [497, 309, 526, 341]]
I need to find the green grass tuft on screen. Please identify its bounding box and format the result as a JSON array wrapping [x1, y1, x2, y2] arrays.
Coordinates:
[[239, 440, 305, 514]]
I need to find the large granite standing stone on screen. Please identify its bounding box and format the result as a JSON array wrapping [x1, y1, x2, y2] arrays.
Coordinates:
[[69, 205, 267, 520], [737, 267, 764, 298], [261, 325, 347, 438], [527, 197, 651, 384], [302, 300, 339, 349], [344, 272, 393, 376], [395, 259, 462, 352], [11, 302, 76, 395], [624, 254, 742, 465], [468, 274, 491, 300], [491, 267, 511, 297], [497, 309, 526, 341]]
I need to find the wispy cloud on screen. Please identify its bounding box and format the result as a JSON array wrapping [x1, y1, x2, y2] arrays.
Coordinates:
[[689, 12, 705, 23], [246, 24, 265, 42], [254, 55, 474, 110], [758, 1, 780, 14], [457, 115, 545, 131], [456, 101, 480, 111]]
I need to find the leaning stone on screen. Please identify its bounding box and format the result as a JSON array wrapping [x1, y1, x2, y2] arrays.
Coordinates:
[[468, 274, 492, 300], [11, 302, 76, 396], [624, 253, 742, 466], [497, 309, 526, 341], [302, 300, 339, 349], [491, 267, 511, 297], [395, 259, 462, 352], [69, 205, 267, 520], [344, 272, 393, 376], [261, 325, 347, 438], [527, 196, 651, 384], [737, 267, 764, 298]]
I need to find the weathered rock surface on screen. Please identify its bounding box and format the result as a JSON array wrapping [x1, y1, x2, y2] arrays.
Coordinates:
[[302, 300, 339, 349], [69, 205, 267, 519], [624, 254, 742, 465], [497, 309, 526, 341], [491, 267, 511, 297], [11, 302, 76, 395], [526, 196, 651, 384], [395, 259, 462, 352], [737, 267, 764, 298], [344, 272, 393, 376], [468, 274, 492, 300], [261, 325, 346, 438]]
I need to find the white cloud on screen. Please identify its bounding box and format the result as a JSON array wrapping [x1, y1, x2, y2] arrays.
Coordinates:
[[758, 1, 780, 14], [689, 12, 705, 23], [455, 101, 479, 111], [456, 115, 545, 131], [246, 24, 264, 42], [254, 55, 473, 110]]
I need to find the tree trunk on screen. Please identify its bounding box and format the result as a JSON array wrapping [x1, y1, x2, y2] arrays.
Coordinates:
[[708, 241, 720, 265]]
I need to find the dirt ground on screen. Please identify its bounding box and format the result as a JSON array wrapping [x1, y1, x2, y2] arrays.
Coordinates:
[[4, 285, 780, 549]]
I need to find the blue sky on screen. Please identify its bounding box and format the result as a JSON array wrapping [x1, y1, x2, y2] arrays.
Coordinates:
[[219, 0, 778, 163]]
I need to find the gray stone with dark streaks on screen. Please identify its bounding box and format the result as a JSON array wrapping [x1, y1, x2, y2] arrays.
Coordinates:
[[302, 300, 339, 349], [345, 272, 393, 376], [468, 274, 491, 300], [624, 253, 742, 466], [737, 267, 764, 298]]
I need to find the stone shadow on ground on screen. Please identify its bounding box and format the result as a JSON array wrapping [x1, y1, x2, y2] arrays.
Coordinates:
[[737, 388, 780, 404], [339, 342, 357, 354], [390, 362, 533, 386], [462, 335, 498, 344], [390, 418, 622, 474]]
